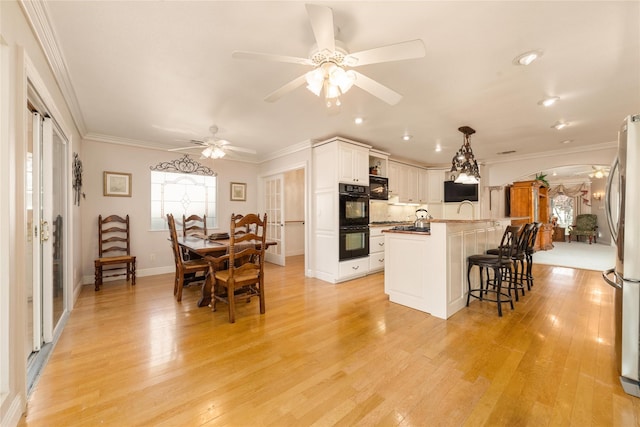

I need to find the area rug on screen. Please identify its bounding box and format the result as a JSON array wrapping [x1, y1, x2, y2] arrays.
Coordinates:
[[532, 241, 615, 272]]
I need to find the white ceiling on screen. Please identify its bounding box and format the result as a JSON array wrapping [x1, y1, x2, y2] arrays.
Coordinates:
[[34, 1, 639, 167]]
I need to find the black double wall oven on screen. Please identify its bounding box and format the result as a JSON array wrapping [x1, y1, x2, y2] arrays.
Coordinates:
[[339, 183, 369, 261]]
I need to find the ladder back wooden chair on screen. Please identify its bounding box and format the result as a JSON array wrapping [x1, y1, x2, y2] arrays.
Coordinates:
[[183, 214, 207, 237], [167, 214, 209, 302], [94, 214, 136, 291], [205, 213, 267, 323], [182, 214, 207, 260]]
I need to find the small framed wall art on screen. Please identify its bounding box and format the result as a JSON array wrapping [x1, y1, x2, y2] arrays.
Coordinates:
[[103, 171, 132, 197], [230, 182, 246, 201]]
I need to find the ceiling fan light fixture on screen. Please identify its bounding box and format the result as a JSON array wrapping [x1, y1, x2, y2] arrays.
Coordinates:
[[305, 68, 324, 96], [201, 146, 213, 158]]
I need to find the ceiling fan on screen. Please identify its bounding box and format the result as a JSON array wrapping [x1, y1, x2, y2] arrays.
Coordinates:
[[589, 166, 610, 179], [232, 3, 426, 107], [168, 125, 257, 159]]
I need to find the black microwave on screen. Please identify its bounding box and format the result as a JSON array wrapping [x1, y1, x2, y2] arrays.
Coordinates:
[[369, 175, 389, 200]]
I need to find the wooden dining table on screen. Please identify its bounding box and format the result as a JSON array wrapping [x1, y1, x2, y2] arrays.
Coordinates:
[[177, 235, 277, 307]]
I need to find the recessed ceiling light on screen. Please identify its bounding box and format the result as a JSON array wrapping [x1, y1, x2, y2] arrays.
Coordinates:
[[552, 121, 569, 130], [402, 134, 412, 141], [560, 139, 573, 144], [354, 117, 364, 125], [435, 144, 442, 152], [538, 96, 560, 107], [513, 50, 543, 66]]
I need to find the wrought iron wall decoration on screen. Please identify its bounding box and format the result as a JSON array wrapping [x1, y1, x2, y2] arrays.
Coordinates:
[[72, 152, 85, 205], [150, 154, 217, 176]]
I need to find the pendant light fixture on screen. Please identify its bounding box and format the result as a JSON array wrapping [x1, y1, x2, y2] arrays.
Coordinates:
[[450, 126, 481, 184]]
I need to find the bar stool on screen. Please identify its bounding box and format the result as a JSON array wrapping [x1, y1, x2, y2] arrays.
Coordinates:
[[485, 222, 535, 299], [466, 225, 521, 316], [525, 222, 543, 289]]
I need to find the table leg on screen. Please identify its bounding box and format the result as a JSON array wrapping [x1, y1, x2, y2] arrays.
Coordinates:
[[198, 272, 213, 307]]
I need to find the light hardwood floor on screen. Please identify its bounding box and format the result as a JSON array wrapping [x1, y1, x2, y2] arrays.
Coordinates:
[[19, 256, 640, 426]]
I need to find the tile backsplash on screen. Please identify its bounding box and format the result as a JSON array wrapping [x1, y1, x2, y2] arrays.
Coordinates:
[[370, 201, 429, 223]]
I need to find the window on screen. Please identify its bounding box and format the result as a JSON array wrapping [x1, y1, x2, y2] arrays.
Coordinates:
[[551, 194, 574, 229], [150, 171, 217, 230]]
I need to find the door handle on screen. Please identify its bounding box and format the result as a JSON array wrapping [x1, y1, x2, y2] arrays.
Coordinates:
[[602, 268, 621, 290], [40, 220, 50, 242]]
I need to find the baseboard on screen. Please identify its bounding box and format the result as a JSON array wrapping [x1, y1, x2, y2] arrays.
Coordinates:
[[82, 265, 174, 285], [1, 393, 25, 427]]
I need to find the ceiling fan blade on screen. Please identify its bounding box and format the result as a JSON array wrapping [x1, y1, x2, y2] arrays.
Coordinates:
[[168, 146, 200, 152], [344, 39, 426, 67], [225, 145, 258, 154], [264, 74, 307, 102], [352, 71, 402, 105], [232, 50, 312, 66], [306, 4, 335, 53]]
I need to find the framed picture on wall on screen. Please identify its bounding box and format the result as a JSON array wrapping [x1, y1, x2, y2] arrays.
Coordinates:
[[230, 182, 246, 201], [103, 171, 132, 197]]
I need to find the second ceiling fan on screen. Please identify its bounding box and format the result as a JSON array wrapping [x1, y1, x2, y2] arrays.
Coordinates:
[[232, 4, 426, 107], [169, 125, 256, 159]]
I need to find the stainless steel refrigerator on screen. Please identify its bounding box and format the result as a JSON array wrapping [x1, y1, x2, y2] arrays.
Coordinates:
[[603, 114, 640, 397]]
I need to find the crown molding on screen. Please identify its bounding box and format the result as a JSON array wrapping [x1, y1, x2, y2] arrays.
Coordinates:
[[19, 0, 87, 136], [482, 140, 617, 166], [260, 140, 314, 163], [84, 132, 261, 164]]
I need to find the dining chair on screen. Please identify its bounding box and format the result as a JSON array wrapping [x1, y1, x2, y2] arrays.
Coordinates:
[[167, 213, 209, 302], [205, 213, 267, 323], [182, 214, 207, 260], [94, 214, 136, 291], [183, 214, 207, 237]]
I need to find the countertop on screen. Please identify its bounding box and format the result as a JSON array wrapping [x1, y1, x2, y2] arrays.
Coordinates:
[[430, 218, 499, 224]]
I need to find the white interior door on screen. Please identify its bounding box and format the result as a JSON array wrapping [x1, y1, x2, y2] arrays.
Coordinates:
[[264, 174, 285, 266], [26, 112, 62, 358]]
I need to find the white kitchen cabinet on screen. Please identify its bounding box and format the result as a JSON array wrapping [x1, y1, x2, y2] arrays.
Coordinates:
[[389, 161, 421, 203], [405, 166, 419, 204], [338, 256, 369, 281], [388, 161, 401, 197], [369, 149, 389, 177], [369, 226, 388, 273], [384, 220, 504, 319], [312, 137, 372, 284], [418, 168, 429, 204], [338, 142, 369, 184], [427, 169, 446, 203]]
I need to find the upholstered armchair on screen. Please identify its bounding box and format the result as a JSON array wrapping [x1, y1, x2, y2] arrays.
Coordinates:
[[568, 214, 598, 244]]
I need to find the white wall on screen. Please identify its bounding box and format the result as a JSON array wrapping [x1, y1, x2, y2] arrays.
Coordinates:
[[1, 1, 84, 425], [80, 139, 259, 283]]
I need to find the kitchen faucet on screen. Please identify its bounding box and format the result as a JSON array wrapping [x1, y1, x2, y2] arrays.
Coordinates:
[[457, 200, 475, 219]]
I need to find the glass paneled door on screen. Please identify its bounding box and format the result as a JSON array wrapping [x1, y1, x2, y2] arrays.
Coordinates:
[[26, 110, 67, 369], [264, 174, 285, 266]]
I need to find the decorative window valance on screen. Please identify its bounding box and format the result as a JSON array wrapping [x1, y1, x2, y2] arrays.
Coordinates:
[[150, 154, 216, 176], [548, 183, 589, 198]]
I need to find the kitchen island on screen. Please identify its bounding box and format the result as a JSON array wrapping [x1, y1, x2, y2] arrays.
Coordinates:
[[383, 219, 510, 319]]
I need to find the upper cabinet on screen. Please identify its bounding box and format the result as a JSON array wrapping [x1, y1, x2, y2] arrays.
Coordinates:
[[314, 137, 371, 186], [369, 149, 389, 178], [427, 169, 446, 204], [338, 142, 369, 184], [388, 160, 425, 204]]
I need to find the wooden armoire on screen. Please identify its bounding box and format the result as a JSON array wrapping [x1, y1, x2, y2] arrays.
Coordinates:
[[509, 180, 553, 250]]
